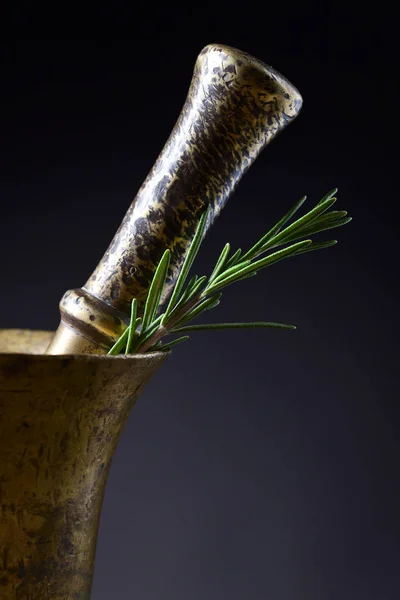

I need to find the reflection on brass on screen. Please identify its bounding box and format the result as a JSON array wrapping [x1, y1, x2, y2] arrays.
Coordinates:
[[0, 330, 167, 599], [46, 43, 302, 355]]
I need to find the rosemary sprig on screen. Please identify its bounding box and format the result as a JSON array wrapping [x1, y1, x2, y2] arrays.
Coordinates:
[[108, 189, 352, 355]]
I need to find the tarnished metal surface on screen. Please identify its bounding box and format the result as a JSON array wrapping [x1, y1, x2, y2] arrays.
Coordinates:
[[0, 330, 167, 599], [47, 43, 302, 355], [0, 330, 54, 354]]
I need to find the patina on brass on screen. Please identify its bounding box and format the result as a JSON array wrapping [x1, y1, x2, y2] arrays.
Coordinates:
[[46, 43, 303, 356], [0, 329, 167, 599]]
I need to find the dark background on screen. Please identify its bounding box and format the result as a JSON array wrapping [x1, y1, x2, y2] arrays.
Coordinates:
[[1, 4, 398, 599]]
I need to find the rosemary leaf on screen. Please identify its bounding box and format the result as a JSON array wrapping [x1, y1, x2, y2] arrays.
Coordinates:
[[209, 243, 231, 283], [224, 248, 242, 270], [258, 197, 337, 254], [164, 276, 208, 325], [163, 205, 210, 322], [290, 210, 348, 232], [242, 195, 307, 261], [289, 239, 338, 255], [173, 321, 297, 333], [314, 209, 348, 220], [108, 327, 129, 355], [316, 188, 338, 206], [142, 249, 170, 332], [183, 275, 199, 297], [207, 240, 312, 293], [209, 259, 252, 285], [125, 298, 138, 354], [143, 313, 162, 331], [171, 293, 222, 329], [133, 318, 164, 351], [163, 278, 197, 321], [184, 275, 208, 301], [156, 335, 190, 352], [282, 216, 352, 242]]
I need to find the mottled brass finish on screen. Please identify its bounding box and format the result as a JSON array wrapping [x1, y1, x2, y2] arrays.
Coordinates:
[[0, 330, 167, 599], [0, 329, 54, 354], [47, 288, 129, 355], [47, 43, 302, 355]]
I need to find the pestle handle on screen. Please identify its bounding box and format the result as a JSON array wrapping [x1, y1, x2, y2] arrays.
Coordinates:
[[47, 43, 302, 355]]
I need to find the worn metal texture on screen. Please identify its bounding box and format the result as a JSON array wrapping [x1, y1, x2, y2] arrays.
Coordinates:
[[0, 329, 167, 599], [47, 43, 302, 355]]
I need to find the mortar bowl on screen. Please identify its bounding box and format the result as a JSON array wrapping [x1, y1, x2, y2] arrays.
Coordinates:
[[0, 329, 167, 599]]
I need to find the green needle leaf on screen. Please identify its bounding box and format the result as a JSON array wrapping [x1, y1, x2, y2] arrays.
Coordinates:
[[259, 197, 337, 253], [280, 217, 352, 244], [209, 243, 230, 283], [133, 318, 164, 352], [163, 205, 210, 322], [172, 293, 222, 329], [163, 279, 196, 321], [142, 313, 162, 332], [173, 321, 297, 333], [156, 335, 190, 352], [316, 188, 338, 206], [289, 239, 338, 255], [107, 327, 129, 355], [125, 298, 138, 354], [184, 275, 199, 296], [207, 240, 312, 294], [224, 248, 242, 270], [164, 276, 208, 324], [210, 259, 252, 285], [242, 195, 307, 261], [185, 275, 208, 300], [142, 249, 170, 332], [315, 209, 348, 220]]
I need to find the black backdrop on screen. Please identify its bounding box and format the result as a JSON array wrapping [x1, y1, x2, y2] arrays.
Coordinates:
[[1, 5, 399, 599]]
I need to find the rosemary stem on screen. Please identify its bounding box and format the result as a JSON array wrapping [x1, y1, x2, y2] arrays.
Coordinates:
[[136, 292, 204, 352], [167, 293, 203, 329], [138, 325, 169, 353]]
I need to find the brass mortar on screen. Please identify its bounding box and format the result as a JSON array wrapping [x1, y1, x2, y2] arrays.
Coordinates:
[[0, 329, 167, 599]]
